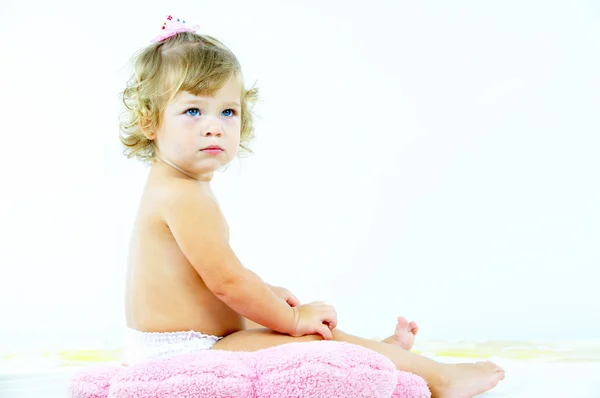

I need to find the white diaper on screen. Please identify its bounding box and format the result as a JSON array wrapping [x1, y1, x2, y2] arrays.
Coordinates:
[[122, 328, 223, 366]]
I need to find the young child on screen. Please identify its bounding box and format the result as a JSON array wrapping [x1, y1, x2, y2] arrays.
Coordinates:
[[119, 16, 505, 397]]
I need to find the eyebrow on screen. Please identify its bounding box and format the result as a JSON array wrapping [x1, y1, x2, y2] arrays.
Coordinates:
[[179, 99, 241, 108]]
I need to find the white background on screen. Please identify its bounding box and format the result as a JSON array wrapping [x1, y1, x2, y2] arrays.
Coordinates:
[[0, 0, 598, 351]]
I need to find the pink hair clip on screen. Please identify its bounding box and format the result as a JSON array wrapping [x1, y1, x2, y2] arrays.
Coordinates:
[[151, 15, 200, 43]]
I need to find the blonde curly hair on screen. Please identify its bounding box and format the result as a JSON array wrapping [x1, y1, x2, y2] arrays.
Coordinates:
[[119, 32, 258, 164]]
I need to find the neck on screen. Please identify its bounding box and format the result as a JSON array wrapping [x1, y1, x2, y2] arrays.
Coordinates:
[[154, 152, 214, 182]]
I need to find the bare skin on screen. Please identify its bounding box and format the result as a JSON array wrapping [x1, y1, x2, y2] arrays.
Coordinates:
[[212, 328, 504, 398], [383, 316, 420, 350], [126, 163, 505, 398], [249, 315, 418, 350], [240, 316, 501, 398], [125, 162, 244, 337], [125, 78, 505, 397]]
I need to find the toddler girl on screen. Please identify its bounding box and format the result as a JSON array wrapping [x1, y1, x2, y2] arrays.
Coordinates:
[[119, 16, 504, 398]]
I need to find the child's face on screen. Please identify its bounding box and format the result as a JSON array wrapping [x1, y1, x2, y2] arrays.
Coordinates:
[[153, 76, 242, 177]]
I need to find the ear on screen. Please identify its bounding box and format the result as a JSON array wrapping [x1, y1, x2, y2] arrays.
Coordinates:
[[139, 119, 156, 140]]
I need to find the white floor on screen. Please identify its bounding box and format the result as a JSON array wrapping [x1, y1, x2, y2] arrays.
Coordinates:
[[440, 357, 600, 398], [1, 358, 599, 397], [0, 369, 77, 398]]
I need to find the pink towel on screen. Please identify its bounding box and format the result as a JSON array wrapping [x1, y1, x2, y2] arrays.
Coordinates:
[[70, 341, 430, 398]]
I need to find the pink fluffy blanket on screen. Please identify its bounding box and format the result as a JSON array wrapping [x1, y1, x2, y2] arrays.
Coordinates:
[[70, 341, 430, 397]]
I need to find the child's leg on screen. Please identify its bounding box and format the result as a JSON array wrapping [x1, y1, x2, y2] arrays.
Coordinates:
[[246, 315, 419, 350], [211, 328, 504, 398]]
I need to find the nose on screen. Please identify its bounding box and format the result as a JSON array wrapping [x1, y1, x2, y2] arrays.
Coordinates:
[[202, 116, 223, 137]]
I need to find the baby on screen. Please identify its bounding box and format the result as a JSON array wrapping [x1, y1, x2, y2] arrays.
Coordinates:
[[120, 16, 504, 397]]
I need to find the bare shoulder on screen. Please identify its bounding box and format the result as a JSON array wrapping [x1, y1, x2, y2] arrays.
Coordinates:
[[157, 178, 229, 243], [159, 178, 214, 207], [163, 179, 221, 216], [138, 175, 227, 240], [156, 178, 239, 292]]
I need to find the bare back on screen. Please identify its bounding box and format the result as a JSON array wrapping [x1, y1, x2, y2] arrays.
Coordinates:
[[125, 164, 244, 336]]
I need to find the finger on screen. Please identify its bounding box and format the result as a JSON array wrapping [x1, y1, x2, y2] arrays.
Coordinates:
[[287, 294, 301, 307], [328, 317, 338, 330], [287, 298, 300, 307], [324, 320, 335, 330], [318, 324, 333, 340], [327, 310, 338, 330], [319, 306, 337, 325]]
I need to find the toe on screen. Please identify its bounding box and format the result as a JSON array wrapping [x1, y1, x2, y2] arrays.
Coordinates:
[[409, 321, 419, 335], [482, 361, 504, 372], [396, 316, 409, 330]]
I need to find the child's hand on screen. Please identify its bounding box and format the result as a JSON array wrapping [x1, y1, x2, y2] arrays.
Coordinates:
[[268, 284, 300, 307], [292, 301, 338, 340]]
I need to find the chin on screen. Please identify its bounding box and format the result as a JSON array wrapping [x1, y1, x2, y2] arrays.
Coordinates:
[[196, 161, 230, 174]]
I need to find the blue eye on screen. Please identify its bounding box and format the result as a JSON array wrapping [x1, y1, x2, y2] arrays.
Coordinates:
[[185, 108, 200, 117], [222, 109, 235, 117]]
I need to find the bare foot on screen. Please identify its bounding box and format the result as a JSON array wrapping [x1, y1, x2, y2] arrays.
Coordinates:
[[431, 361, 505, 398], [381, 316, 419, 350]]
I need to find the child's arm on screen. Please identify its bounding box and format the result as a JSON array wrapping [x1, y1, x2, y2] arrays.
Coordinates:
[[267, 284, 300, 307], [164, 181, 298, 335]]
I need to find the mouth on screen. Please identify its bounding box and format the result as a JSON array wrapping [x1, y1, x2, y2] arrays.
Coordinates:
[[201, 145, 223, 151]]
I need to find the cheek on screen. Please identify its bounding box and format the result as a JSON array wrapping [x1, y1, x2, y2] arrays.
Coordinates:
[[226, 117, 241, 129], [228, 120, 242, 147], [169, 120, 196, 151], [157, 128, 193, 155]]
